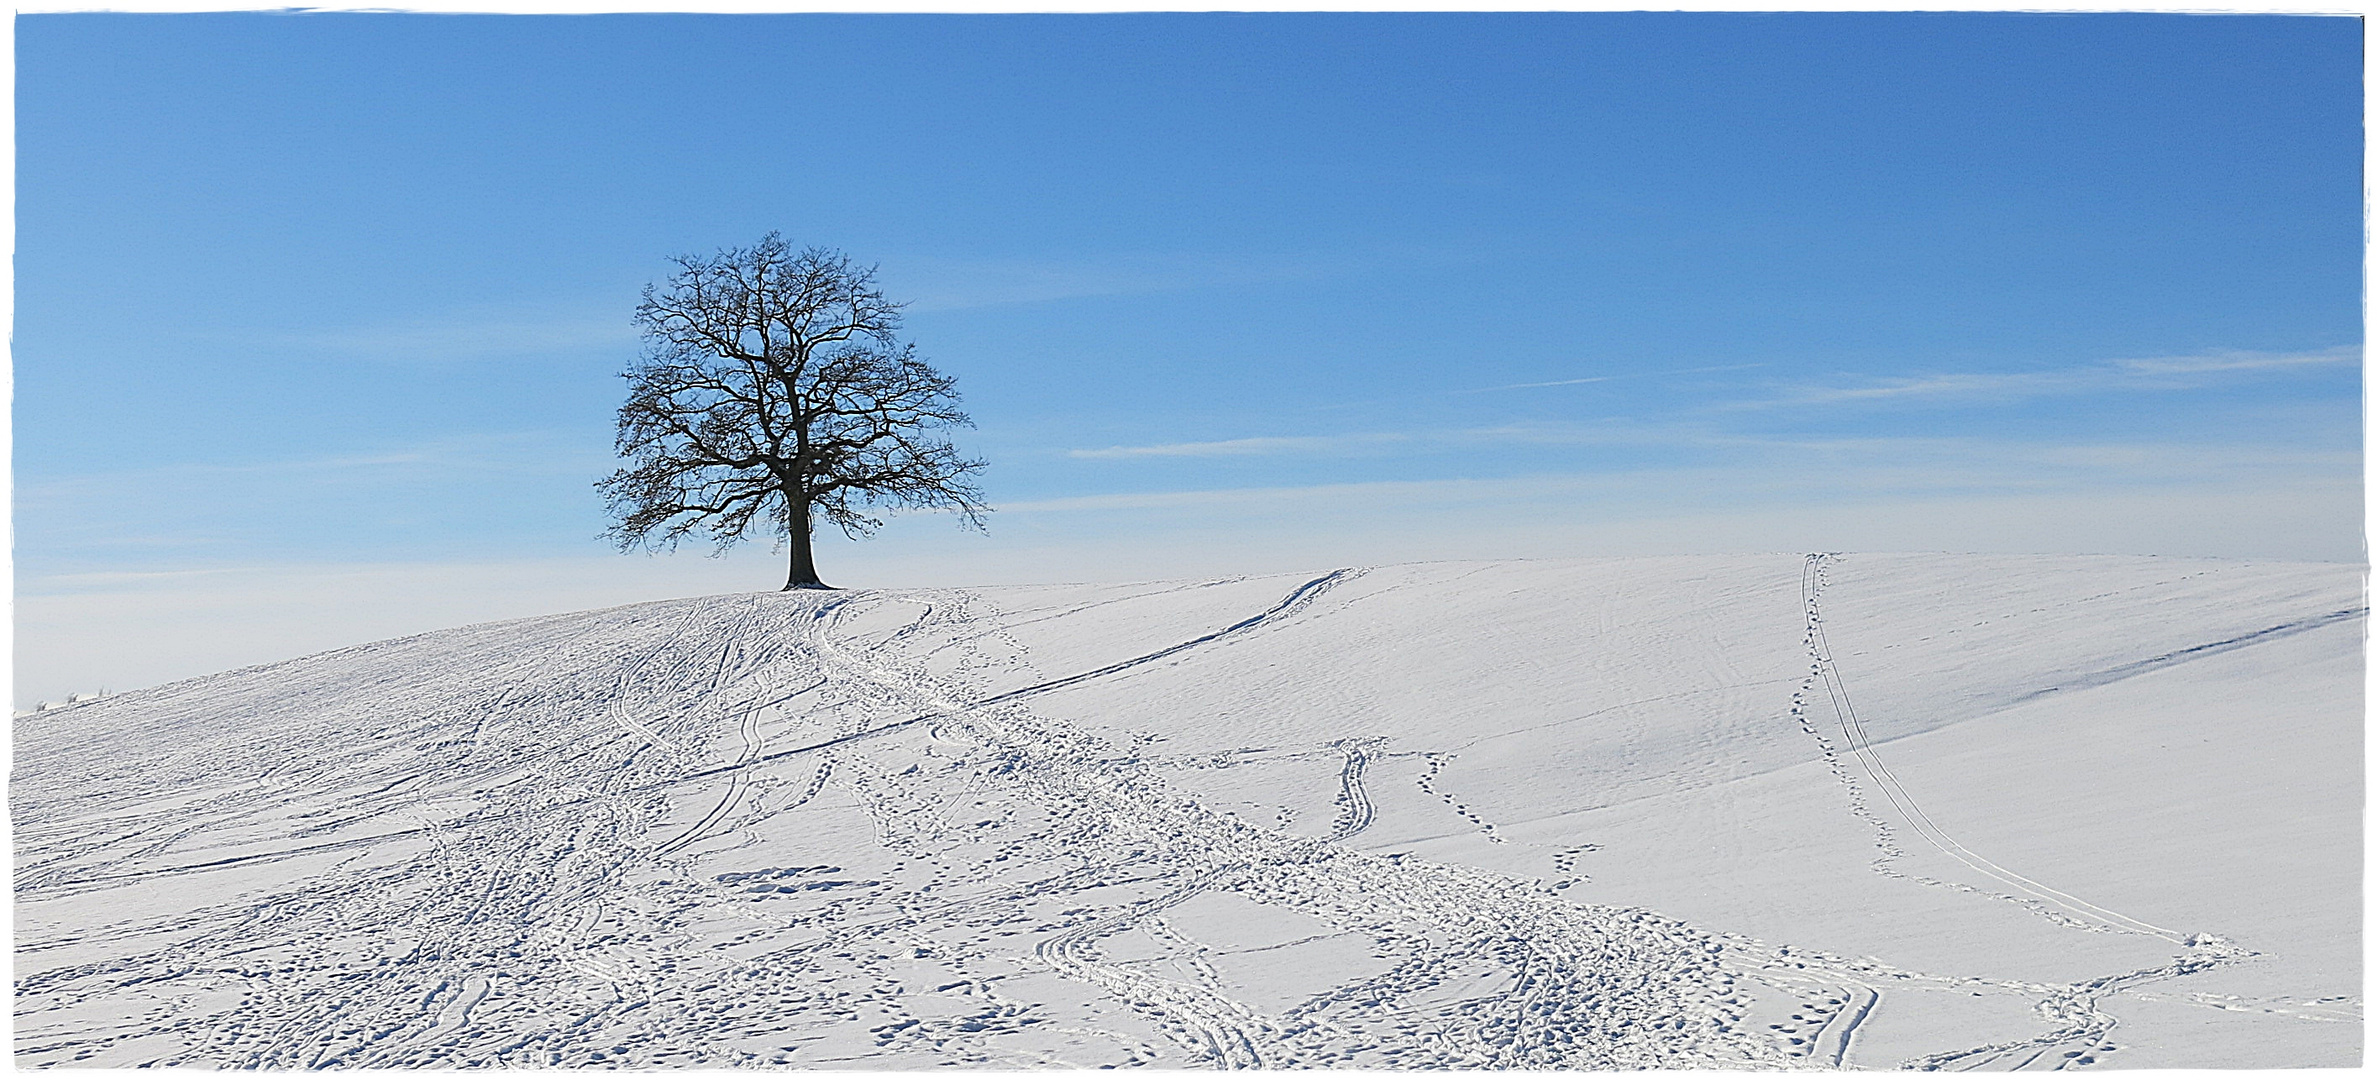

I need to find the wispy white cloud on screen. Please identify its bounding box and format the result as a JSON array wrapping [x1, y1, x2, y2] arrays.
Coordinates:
[[889, 240, 1496, 312], [1458, 363, 1765, 395], [1065, 424, 1660, 460], [1469, 376, 1613, 392], [242, 312, 639, 364], [894, 252, 1340, 312], [2112, 345, 2361, 375], [14, 431, 612, 562], [1752, 346, 2358, 409], [20, 431, 601, 490], [1783, 371, 2066, 404], [1007, 434, 2360, 517], [1061, 418, 2357, 489], [1446, 422, 1718, 447], [1068, 433, 1413, 459]]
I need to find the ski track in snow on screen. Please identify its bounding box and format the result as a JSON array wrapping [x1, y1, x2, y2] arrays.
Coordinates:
[[13, 557, 2357, 1069], [1786, 554, 2262, 1071]]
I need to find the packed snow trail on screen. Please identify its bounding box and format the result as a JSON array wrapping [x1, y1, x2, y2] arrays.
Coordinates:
[[14, 555, 2360, 1068]]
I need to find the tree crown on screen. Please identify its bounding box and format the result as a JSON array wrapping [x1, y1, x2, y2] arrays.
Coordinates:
[[599, 235, 987, 564]]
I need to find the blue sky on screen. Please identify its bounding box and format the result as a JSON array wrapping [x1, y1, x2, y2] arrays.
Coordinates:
[[14, 12, 2364, 703]]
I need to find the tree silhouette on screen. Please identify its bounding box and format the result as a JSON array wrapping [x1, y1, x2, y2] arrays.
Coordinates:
[[600, 234, 987, 589]]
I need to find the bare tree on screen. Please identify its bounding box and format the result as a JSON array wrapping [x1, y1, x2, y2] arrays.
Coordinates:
[[599, 234, 987, 590]]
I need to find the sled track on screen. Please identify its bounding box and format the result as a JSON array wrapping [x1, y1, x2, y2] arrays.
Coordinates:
[[1325, 741, 1377, 842], [1806, 981, 1877, 1066]]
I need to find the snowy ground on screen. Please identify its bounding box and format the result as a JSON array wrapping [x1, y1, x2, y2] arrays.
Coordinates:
[[12, 553, 2362, 1069]]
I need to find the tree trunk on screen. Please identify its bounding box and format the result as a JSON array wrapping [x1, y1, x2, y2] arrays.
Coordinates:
[[783, 492, 828, 590]]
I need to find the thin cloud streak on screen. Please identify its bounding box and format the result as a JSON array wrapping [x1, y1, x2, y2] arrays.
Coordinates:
[[256, 314, 640, 363], [1065, 425, 1659, 460], [1064, 412, 2364, 464], [895, 249, 1382, 312], [1751, 346, 2358, 409], [2113, 345, 2361, 374], [894, 240, 1498, 312], [1789, 371, 2058, 404], [1068, 433, 1412, 459], [1474, 376, 1612, 391], [23, 434, 599, 485], [1458, 362, 1766, 395], [1018, 435, 2358, 515]]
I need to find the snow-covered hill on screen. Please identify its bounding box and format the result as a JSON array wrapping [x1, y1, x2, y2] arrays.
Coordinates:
[[13, 553, 2362, 1069]]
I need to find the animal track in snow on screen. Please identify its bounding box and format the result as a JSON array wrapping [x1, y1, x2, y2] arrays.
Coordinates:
[[1414, 754, 1505, 844], [1548, 844, 1599, 890]]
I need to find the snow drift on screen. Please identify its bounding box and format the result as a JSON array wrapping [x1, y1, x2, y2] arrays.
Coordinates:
[[13, 553, 2362, 1068]]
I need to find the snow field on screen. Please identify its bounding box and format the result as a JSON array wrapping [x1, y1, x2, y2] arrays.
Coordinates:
[[12, 553, 2361, 1068]]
